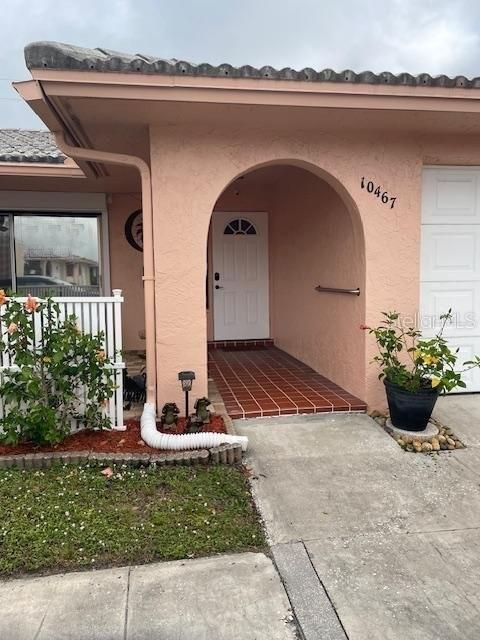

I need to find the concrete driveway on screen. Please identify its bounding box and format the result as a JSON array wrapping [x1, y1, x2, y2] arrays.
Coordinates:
[[235, 396, 480, 640]]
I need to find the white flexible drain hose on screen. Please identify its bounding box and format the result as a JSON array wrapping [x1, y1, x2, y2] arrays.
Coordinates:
[[140, 403, 248, 451]]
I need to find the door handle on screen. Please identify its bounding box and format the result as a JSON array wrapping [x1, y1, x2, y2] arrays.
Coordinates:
[[215, 285, 224, 289]]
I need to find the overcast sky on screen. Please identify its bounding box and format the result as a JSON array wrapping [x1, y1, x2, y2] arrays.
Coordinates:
[[2, 0, 480, 129]]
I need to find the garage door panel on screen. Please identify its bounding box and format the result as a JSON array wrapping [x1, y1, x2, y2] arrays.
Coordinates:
[[422, 170, 480, 224], [421, 225, 480, 281], [440, 338, 480, 392], [421, 167, 480, 393], [420, 282, 480, 338]]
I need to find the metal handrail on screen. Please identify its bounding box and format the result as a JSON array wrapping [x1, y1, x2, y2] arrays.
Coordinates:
[[315, 285, 360, 296]]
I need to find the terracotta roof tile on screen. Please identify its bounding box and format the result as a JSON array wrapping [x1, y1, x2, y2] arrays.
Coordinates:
[[25, 41, 480, 89], [0, 129, 64, 164]]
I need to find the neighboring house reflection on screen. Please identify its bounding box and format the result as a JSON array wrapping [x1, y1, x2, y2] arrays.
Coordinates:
[[0, 214, 101, 296], [22, 253, 99, 287]]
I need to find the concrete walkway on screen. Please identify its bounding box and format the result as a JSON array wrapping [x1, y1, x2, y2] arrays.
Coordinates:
[[3, 396, 479, 640], [235, 396, 480, 640], [0, 553, 297, 640]]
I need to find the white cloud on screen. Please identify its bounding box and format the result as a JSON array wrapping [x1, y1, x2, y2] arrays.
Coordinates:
[[1, 0, 480, 127]]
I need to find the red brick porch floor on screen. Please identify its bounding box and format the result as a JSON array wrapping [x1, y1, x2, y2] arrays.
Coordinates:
[[208, 346, 366, 419]]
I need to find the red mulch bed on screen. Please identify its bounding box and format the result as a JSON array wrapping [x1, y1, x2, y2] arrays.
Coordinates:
[[0, 416, 226, 456]]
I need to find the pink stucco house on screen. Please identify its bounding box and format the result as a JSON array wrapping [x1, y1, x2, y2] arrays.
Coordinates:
[[2, 40, 480, 421]]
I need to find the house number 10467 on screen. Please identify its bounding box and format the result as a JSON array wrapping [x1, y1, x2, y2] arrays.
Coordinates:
[[361, 177, 396, 209]]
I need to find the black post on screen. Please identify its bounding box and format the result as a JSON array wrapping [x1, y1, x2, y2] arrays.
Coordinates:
[[185, 389, 189, 420]]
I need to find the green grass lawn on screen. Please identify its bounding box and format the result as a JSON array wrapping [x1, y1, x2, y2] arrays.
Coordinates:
[[0, 464, 265, 576]]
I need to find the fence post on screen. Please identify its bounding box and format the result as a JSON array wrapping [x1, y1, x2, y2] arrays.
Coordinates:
[[112, 289, 126, 431]]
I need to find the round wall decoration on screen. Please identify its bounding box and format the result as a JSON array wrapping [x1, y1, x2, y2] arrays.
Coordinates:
[[125, 209, 143, 252]]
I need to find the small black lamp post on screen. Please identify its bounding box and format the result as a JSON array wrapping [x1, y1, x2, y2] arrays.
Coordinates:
[[178, 371, 195, 419]]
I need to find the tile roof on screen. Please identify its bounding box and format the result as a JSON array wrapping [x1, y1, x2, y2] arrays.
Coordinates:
[[0, 129, 65, 164], [25, 40, 480, 89]]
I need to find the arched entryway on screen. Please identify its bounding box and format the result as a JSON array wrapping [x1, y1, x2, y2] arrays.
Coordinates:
[[206, 162, 367, 418]]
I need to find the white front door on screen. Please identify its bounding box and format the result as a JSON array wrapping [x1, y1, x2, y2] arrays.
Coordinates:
[[212, 211, 269, 340], [421, 168, 480, 391]]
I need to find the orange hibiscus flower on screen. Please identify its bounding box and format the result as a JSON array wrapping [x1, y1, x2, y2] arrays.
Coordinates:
[[24, 295, 40, 313]]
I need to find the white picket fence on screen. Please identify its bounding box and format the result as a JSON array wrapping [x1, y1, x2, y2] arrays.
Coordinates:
[[0, 289, 125, 431]]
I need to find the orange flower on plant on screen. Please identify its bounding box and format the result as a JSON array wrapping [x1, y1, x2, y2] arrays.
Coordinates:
[[96, 350, 106, 362], [0, 289, 6, 306], [24, 295, 40, 313], [7, 322, 17, 335]]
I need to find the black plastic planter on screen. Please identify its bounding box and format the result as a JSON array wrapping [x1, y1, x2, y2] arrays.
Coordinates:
[[384, 379, 439, 431]]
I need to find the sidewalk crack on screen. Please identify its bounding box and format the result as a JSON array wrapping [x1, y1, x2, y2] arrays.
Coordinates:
[[33, 607, 49, 640], [123, 567, 132, 640]]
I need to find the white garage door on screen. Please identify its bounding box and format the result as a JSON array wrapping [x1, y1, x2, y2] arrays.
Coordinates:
[[421, 168, 480, 392]]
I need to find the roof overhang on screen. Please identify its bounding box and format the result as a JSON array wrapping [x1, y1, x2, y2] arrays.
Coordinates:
[[13, 79, 110, 179], [0, 157, 83, 178], [16, 68, 480, 115], [12, 62, 480, 177]]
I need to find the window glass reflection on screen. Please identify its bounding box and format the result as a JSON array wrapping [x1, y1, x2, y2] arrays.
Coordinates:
[[14, 215, 100, 297]]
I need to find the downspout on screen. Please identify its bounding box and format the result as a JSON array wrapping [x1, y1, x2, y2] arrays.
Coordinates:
[[53, 131, 157, 409], [54, 132, 248, 452]]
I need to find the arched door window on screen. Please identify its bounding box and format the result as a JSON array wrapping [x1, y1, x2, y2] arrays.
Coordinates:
[[223, 218, 257, 235]]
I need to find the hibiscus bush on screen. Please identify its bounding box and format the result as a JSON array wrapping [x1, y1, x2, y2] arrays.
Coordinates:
[[364, 310, 480, 393], [0, 291, 115, 446]]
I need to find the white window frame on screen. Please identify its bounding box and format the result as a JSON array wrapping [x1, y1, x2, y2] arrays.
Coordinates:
[[0, 191, 111, 295]]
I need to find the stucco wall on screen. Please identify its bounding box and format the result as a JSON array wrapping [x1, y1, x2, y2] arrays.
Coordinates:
[[269, 168, 364, 398], [149, 122, 423, 410], [108, 194, 145, 351]]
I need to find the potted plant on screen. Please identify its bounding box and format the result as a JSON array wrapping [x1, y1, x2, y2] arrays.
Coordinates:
[[363, 310, 480, 431]]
